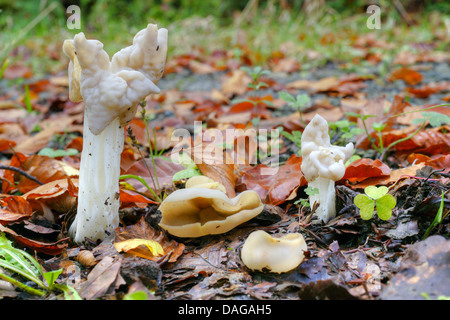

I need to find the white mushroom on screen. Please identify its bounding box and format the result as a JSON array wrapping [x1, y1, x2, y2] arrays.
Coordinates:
[[63, 24, 168, 244], [301, 114, 354, 223], [158, 176, 264, 237], [241, 230, 307, 273]]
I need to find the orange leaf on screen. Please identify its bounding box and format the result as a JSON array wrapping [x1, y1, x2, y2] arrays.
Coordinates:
[[0, 196, 33, 225], [341, 158, 391, 183], [389, 67, 423, 85]]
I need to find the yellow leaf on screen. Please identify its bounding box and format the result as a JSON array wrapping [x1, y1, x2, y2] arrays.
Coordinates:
[[114, 239, 164, 257]]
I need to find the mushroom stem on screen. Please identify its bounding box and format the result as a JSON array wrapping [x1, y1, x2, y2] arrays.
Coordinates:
[[308, 176, 336, 223], [69, 111, 124, 243]]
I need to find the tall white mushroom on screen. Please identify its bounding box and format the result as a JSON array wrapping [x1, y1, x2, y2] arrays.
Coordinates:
[[301, 114, 354, 223], [63, 24, 168, 243]]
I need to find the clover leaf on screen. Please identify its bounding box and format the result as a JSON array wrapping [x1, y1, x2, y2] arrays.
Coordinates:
[[354, 186, 396, 221]]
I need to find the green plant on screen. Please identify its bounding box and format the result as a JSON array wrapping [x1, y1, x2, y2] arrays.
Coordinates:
[[234, 66, 273, 128], [280, 129, 302, 155], [354, 186, 396, 220], [423, 191, 448, 239], [328, 119, 363, 145], [0, 232, 80, 299], [295, 186, 319, 207], [412, 111, 450, 128], [278, 92, 310, 126]]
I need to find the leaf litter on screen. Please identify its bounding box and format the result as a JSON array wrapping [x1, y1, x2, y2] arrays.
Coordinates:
[[1, 18, 450, 302]]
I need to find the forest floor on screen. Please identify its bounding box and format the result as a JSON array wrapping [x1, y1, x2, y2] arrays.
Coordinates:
[[0, 10, 449, 302]]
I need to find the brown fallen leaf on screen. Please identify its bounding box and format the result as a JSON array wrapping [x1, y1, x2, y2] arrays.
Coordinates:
[[114, 217, 184, 263], [0, 223, 68, 255], [388, 67, 423, 86], [238, 154, 307, 205], [340, 158, 391, 184], [77, 256, 124, 300], [0, 195, 33, 225], [124, 157, 185, 196], [221, 69, 251, 97], [22, 177, 78, 215], [407, 81, 450, 98]]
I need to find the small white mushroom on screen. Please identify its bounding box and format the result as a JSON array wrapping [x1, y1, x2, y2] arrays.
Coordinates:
[[158, 176, 264, 237], [301, 114, 354, 223], [241, 230, 307, 273]]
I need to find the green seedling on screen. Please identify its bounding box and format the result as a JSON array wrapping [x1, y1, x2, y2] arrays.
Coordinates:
[[0, 58, 8, 79], [423, 191, 448, 239], [0, 232, 80, 299], [234, 66, 273, 128], [412, 111, 450, 128], [278, 91, 311, 126], [280, 129, 302, 155], [119, 174, 161, 202], [328, 119, 363, 145], [295, 186, 319, 207], [354, 186, 396, 220]]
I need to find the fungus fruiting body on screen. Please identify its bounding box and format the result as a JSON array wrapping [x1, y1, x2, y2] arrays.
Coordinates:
[[241, 230, 307, 273], [63, 24, 168, 243], [158, 176, 264, 237], [301, 114, 354, 223]]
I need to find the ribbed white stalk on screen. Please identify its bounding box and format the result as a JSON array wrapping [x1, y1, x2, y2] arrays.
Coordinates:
[[309, 177, 336, 223], [70, 111, 124, 243]]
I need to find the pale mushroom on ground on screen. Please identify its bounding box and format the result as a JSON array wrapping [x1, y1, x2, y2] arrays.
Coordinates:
[[158, 176, 264, 237], [240, 230, 307, 273], [301, 114, 354, 223], [63, 24, 168, 244]]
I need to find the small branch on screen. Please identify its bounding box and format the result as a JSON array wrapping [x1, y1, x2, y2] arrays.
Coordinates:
[[0, 165, 44, 185]]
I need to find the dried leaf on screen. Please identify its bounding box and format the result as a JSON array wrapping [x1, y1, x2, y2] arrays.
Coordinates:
[[114, 238, 164, 257], [114, 217, 184, 263], [0, 195, 33, 225], [239, 154, 307, 205], [341, 158, 391, 183], [388, 67, 423, 85]]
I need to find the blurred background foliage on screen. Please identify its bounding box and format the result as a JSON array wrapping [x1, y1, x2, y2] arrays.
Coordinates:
[[0, 0, 449, 72]]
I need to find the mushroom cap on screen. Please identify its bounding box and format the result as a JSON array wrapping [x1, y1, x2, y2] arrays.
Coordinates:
[[301, 114, 354, 182], [62, 40, 82, 102], [63, 25, 168, 135], [184, 175, 227, 193], [158, 188, 264, 237], [241, 230, 307, 273]]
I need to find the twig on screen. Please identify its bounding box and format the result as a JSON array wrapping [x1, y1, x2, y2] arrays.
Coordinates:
[[0, 165, 44, 185]]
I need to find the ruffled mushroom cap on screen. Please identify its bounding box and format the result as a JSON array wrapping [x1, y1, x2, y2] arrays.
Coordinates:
[[62, 40, 82, 102], [241, 230, 307, 273], [301, 114, 354, 182], [158, 176, 264, 237], [63, 24, 168, 135]]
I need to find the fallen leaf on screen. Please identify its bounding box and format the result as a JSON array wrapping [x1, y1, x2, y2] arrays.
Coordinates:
[[114, 238, 164, 257], [239, 154, 307, 205], [0, 224, 67, 255], [0, 195, 33, 225], [341, 158, 391, 183], [77, 256, 124, 300], [221, 69, 251, 97], [388, 67, 423, 85], [124, 157, 185, 196], [407, 81, 450, 98], [114, 217, 184, 263]]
